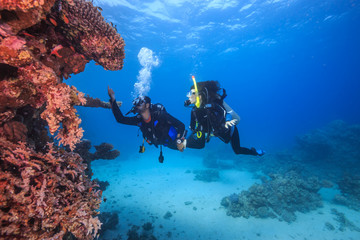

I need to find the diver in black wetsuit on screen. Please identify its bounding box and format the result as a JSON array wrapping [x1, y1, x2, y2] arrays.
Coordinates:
[[108, 87, 186, 163], [181, 79, 264, 156]]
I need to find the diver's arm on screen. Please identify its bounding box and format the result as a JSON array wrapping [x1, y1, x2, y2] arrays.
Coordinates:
[[223, 101, 240, 126], [110, 98, 139, 126], [164, 112, 186, 137], [189, 109, 197, 132]]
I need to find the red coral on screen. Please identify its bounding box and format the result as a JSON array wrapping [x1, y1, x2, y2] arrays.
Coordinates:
[[0, 138, 102, 239], [40, 84, 86, 150], [0, 0, 50, 11], [54, 0, 125, 71], [0, 0, 125, 238], [0, 121, 28, 142], [0, 0, 56, 34], [1, 0, 125, 149]]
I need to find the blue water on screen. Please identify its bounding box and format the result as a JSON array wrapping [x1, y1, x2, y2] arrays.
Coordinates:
[[66, 1, 360, 238], [68, 0, 360, 155]]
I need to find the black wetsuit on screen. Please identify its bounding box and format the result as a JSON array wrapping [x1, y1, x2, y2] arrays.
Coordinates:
[[110, 99, 185, 150], [186, 101, 258, 156]]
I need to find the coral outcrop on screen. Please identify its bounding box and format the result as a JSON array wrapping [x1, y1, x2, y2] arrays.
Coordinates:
[[1, 0, 125, 150], [74, 139, 120, 177], [98, 212, 119, 236], [231, 120, 360, 186], [221, 120, 360, 220], [0, 0, 125, 238], [0, 138, 102, 239], [127, 222, 157, 240], [82, 96, 122, 109], [334, 174, 360, 211], [221, 171, 322, 223], [295, 120, 360, 165], [331, 208, 360, 232]]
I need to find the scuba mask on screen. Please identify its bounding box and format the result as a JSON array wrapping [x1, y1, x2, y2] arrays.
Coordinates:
[[184, 90, 196, 107], [126, 96, 146, 115]]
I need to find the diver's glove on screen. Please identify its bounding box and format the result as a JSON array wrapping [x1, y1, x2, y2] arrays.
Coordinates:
[[176, 138, 186, 152], [224, 119, 237, 129]]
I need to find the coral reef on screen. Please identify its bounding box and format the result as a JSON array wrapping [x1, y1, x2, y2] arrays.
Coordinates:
[[74, 139, 120, 177], [222, 120, 360, 221], [0, 0, 125, 150], [231, 120, 360, 193], [333, 174, 360, 211], [49, 0, 125, 71], [295, 120, 360, 166], [127, 223, 157, 240], [0, 0, 125, 238], [93, 179, 110, 192], [98, 212, 119, 236], [221, 171, 322, 223], [331, 208, 360, 232], [294, 121, 360, 211], [0, 138, 102, 239], [82, 96, 122, 109]]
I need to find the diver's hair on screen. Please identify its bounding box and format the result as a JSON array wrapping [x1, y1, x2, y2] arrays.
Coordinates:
[[191, 80, 221, 104]]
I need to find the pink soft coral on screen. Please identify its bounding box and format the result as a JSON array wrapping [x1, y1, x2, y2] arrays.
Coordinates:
[[40, 84, 86, 150], [0, 138, 102, 239]]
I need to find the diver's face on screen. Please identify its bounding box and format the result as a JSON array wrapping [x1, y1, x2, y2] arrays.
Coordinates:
[[187, 89, 197, 104], [136, 102, 146, 113]]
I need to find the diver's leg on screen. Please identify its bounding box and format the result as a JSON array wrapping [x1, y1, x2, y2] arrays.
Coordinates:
[[231, 126, 260, 156], [186, 132, 205, 149]]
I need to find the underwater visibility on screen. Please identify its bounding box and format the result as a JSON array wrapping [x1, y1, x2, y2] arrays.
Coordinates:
[[0, 0, 359, 239]]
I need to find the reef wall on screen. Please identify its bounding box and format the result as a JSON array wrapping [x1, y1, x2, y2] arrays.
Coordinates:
[[0, 0, 125, 238]]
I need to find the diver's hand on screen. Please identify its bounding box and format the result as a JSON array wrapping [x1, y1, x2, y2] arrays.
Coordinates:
[[225, 120, 237, 129], [108, 86, 115, 101], [176, 139, 186, 152]]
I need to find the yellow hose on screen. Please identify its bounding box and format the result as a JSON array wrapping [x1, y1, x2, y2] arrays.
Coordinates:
[[192, 75, 201, 108]]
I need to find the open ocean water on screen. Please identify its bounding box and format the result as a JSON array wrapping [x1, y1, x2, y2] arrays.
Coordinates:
[[67, 1, 360, 239]]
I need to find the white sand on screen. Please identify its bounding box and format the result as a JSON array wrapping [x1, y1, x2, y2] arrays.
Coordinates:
[[93, 154, 360, 240]]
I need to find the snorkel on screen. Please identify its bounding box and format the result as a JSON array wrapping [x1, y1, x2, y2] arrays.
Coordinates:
[[192, 75, 201, 108]]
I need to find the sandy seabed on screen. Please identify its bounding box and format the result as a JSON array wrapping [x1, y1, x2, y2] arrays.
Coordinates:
[[93, 152, 360, 240]]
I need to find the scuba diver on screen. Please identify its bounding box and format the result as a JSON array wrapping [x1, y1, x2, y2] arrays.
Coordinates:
[[180, 77, 265, 156], [108, 86, 187, 163]]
